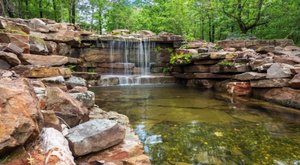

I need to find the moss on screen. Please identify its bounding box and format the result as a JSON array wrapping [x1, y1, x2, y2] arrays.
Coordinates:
[[0, 28, 28, 36]]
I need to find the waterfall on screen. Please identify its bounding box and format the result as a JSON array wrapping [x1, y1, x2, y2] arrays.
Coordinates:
[[100, 37, 157, 86]]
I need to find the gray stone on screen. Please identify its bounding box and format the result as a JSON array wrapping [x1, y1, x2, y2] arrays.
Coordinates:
[[183, 65, 209, 73], [66, 76, 87, 89], [234, 72, 266, 81], [69, 91, 95, 108], [66, 119, 125, 157], [266, 63, 294, 78], [0, 59, 11, 69], [250, 79, 290, 88], [42, 76, 65, 84], [58, 43, 71, 56], [210, 64, 250, 73]]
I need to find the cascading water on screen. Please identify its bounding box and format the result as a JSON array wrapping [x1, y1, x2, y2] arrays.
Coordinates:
[[100, 37, 158, 86]]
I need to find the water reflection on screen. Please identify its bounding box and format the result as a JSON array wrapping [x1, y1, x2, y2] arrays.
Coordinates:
[[91, 86, 300, 165]]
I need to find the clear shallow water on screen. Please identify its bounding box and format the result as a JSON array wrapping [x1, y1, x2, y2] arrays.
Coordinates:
[[91, 86, 300, 165]]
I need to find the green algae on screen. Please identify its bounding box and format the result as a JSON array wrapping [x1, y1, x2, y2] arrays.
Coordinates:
[[91, 86, 300, 165]]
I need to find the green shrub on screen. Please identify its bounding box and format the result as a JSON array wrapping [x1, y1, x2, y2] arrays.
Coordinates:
[[170, 53, 192, 65]]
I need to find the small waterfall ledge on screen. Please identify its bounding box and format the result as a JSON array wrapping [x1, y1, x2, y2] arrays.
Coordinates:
[[78, 32, 183, 86]]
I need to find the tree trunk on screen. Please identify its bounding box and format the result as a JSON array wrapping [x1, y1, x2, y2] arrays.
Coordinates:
[[208, 16, 212, 42], [98, 10, 102, 35], [71, 0, 76, 24], [0, 0, 5, 16], [39, 0, 43, 18], [53, 0, 57, 21], [201, 16, 204, 40], [25, 0, 29, 18]]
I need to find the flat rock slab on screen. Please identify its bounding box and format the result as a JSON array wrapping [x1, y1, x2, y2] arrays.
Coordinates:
[[24, 67, 72, 78], [234, 72, 266, 81], [23, 54, 78, 66], [66, 119, 125, 157], [250, 79, 290, 88]]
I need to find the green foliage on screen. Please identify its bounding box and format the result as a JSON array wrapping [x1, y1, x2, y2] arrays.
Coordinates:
[[170, 53, 192, 65], [162, 67, 171, 75], [218, 60, 235, 66], [2, 0, 300, 45], [87, 67, 96, 73], [65, 64, 77, 72]]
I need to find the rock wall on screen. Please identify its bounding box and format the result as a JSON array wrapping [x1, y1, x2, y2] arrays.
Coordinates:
[[172, 39, 300, 109], [0, 17, 150, 164]]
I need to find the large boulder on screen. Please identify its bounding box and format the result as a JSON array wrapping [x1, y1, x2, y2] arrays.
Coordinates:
[[0, 33, 29, 53], [0, 78, 43, 154], [66, 119, 125, 157], [23, 54, 78, 66], [0, 59, 11, 69], [266, 63, 294, 78], [58, 43, 71, 56], [46, 87, 89, 127], [80, 48, 122, 63], [250, 79, 290, 88], [253, 87, 300, 109]]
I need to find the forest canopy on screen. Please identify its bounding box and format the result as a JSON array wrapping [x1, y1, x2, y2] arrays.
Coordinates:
[[0, 0, 299, 44]]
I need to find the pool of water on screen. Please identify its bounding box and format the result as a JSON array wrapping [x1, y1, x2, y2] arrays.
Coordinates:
[[91, 85, 300, 165]]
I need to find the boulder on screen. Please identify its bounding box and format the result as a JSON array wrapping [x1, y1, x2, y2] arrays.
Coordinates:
[[289, 73, 300, 89], [41, 76, 65, 84], [69, 91, 95, 108], [249, 56, 273, 71], [45, 41, 58, 54], [0, 19, 30, 34], [273, 55, 300, 65], [112, 29, 130, 35], [58, 43, 71, 56], [253, 87, 300, 109], [26, 128, 75, 165], [23, 54, 78, 66], [29, 36, 49, 55], [24, 67, 72, 78], [46, 87, 89, 127], [266, 63, 294, 78], [66, 76, 87, 89], [29, 18, 49, 33], [41, 110, 61, 131], [66, 119, 125, 157], [226, 82, 251, 96], [30, 30, 81, 44], [136, 30, 155, 36], [0, 51, 20, 66], [234, 72, 266, 81], [0, 78, 43, 154], [250, 79, 290, 88], [0, 33, 29, 53]]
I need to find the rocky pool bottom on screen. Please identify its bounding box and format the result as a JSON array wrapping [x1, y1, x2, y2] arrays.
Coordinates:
[[91, 85, 300, 165]]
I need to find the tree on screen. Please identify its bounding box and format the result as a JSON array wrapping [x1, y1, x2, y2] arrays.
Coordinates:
[[221, 0, 269, 34]]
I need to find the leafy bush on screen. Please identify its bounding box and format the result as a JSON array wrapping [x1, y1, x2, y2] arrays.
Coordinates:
[[170, 53, 192, 65]]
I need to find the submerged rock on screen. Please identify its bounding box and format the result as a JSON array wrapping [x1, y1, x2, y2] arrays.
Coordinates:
[[66, 119, 125, 157]]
